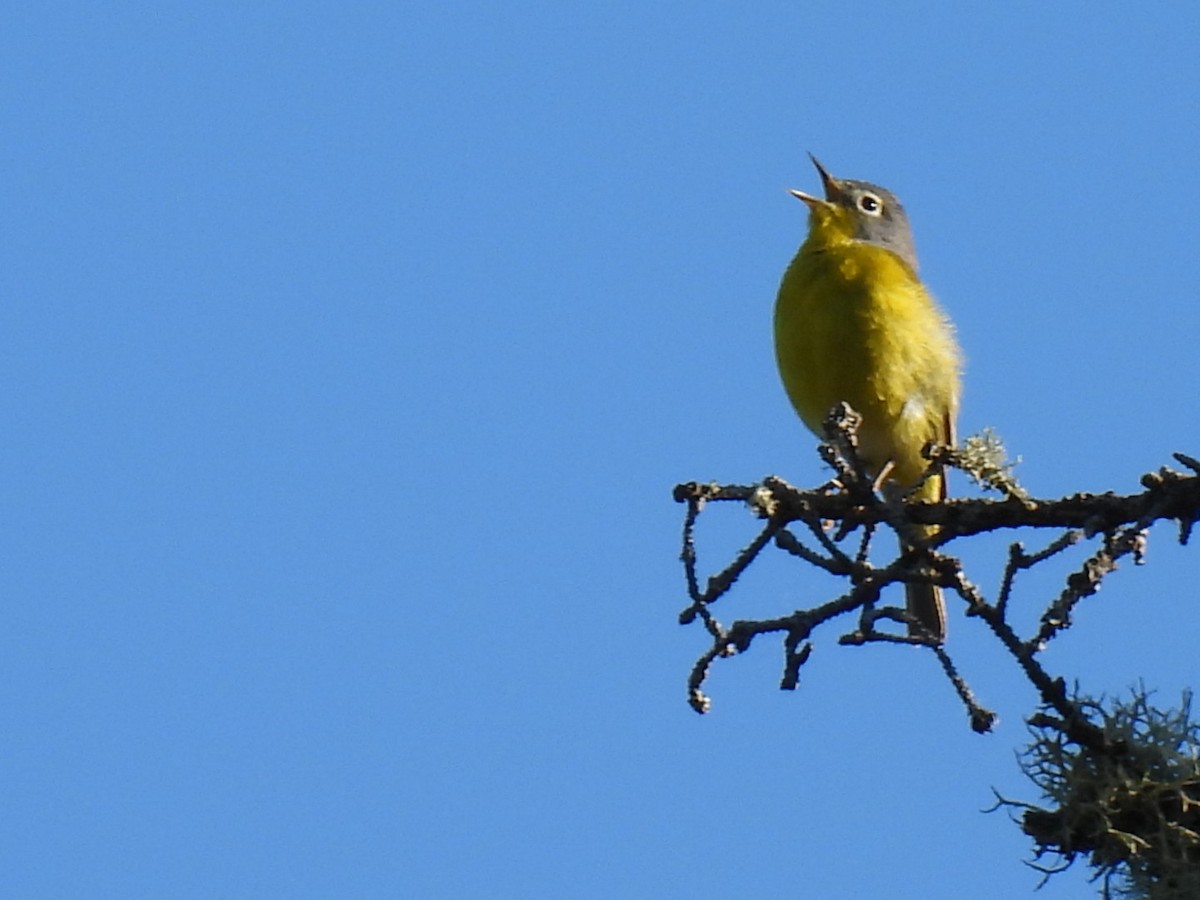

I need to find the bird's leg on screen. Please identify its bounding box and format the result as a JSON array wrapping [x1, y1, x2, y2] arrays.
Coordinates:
[[870, 459, 896, 495]]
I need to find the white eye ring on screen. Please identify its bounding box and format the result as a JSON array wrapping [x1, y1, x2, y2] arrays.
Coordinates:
[[858, 193, 883, 216]]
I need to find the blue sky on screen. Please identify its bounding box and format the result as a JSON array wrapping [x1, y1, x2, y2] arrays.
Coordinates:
[[2, 4, 1198, 898]]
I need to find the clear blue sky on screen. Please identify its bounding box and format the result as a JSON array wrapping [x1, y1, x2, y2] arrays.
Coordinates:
[[2, 4, 1198, 898]]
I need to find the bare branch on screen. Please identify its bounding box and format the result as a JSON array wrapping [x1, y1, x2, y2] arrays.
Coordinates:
[[673, 413, 1200, 740]]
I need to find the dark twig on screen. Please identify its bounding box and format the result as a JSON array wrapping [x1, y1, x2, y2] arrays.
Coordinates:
[[673, 411, 1200, 748], [997, 531, 1082, 619], [1030, 526, 1147, 649]]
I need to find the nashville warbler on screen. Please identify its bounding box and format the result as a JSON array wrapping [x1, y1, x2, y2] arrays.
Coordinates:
[[773, 156, 961, 642]]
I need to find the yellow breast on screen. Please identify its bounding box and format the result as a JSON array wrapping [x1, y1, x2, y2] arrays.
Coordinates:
[[773, 239, 960, 486]]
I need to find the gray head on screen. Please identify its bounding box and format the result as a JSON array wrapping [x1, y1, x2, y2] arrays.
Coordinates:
[[789, 155, 920, 274]]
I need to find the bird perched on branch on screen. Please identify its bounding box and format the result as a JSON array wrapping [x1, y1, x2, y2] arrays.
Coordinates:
[[773, 155, 962, 641]]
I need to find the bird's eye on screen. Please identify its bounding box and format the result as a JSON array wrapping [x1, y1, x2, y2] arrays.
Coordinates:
[[859, 194, 882, 215]]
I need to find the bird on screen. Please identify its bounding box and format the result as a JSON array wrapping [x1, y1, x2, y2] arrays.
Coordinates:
[[773, 155, 962, 642]]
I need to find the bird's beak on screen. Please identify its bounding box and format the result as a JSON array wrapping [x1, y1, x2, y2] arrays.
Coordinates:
[[788, 187, 824, 208], [808, 153, 841, 201], [788, 153, 841, 208]]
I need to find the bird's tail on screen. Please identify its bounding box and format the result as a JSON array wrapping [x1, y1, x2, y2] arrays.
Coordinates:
[[902, 471, 946, 642], [905, 578, 946, 643]]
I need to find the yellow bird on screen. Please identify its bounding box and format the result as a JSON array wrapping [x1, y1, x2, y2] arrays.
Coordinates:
[[773, 156, 961, 642]]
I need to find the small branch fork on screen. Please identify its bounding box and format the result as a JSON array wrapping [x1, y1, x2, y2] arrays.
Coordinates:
[[673, 412, 1200, 733]]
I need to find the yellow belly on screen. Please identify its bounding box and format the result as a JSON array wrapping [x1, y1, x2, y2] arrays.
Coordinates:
[[773, 241, 960, 488]]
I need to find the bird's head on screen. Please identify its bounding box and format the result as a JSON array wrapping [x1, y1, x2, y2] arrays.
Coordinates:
[[790, 155, 919, 274]]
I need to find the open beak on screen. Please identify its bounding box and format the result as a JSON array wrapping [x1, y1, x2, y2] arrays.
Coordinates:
[[789, 153, 841, 207]]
